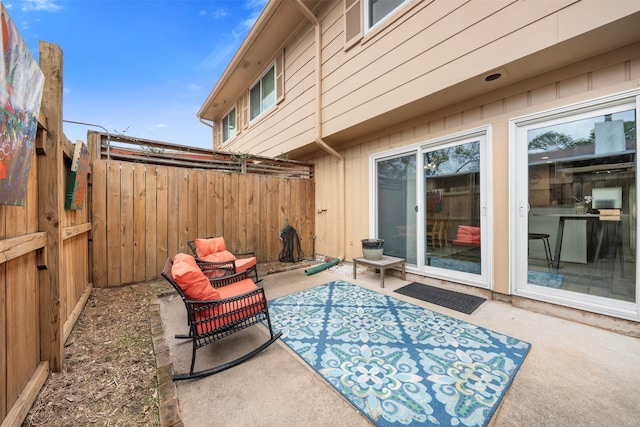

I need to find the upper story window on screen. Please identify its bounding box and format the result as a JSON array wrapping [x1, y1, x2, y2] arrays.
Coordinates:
[[366, 0, 408, 31], [221, 106, 236, 144], [249, 64, 276, 122]]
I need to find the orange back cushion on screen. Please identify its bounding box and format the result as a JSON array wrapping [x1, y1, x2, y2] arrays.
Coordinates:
[[202, 250, 237, 263], [171, 253, 220, 300], [194, 237, 227, 258]]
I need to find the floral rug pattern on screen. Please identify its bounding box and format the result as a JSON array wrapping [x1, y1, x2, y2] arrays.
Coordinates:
[[268, 280, 530, 427]]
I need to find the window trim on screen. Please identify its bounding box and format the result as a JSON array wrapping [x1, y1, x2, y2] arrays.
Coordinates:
[[364, 0, 410, 34], [248, 61, 277, 123], [221, 105, 237, 144]]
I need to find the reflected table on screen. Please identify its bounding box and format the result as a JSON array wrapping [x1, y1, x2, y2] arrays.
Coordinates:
[[542, 213, 622, 273]]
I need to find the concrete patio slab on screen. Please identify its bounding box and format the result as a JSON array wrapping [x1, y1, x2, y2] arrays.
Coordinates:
[[157, 266, 640, 427]]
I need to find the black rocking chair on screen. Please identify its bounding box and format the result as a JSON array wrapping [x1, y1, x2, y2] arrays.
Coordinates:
[[161, 257, 281, 380]]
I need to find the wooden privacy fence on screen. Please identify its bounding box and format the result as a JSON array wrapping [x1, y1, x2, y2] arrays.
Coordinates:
[[2, 42, 92, 426], [90, 135, 315, 288], [2, 39, 314, 426]]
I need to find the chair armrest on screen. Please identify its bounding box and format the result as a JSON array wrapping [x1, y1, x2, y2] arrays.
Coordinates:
[[195, 257, 237, 277]]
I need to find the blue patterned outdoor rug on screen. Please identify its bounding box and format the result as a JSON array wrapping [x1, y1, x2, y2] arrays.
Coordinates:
[[268, 280, 531, 427]]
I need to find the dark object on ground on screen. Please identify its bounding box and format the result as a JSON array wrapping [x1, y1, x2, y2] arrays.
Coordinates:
[[279, 224, 304, 262]]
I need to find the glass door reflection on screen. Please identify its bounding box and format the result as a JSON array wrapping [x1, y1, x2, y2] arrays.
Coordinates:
[[527, 109, 636, 302], [424, 141, 482, 275]]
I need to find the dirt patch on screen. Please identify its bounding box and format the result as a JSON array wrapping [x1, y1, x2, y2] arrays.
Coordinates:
[[23, 280, 172, 427], [22, 261, 311, 426]]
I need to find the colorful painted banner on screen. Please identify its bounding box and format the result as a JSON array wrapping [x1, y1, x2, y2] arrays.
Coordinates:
[[65, 141, 90, 210], [1, 4, 44, 206]]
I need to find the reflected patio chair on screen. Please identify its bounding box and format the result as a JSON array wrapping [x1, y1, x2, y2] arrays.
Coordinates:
[[428, 212, 448, 250]]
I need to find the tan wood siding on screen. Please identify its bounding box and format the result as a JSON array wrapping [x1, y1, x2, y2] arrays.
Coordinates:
[[311, 43, 640, 269], [221, 26, 317, 158], [323, 0, 585, 135]]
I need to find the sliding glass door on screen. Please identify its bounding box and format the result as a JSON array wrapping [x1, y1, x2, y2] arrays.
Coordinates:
[[376, 153, 417, 264], [373, 129, 491, 288], [422, 133, 490, 287], [513, 92, 638, 319]]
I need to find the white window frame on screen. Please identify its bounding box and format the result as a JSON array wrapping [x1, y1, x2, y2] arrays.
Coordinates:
[[249, 62, 276, 123], [221, 106, 237, 144], [509, 89, 640, 321], [364, 0, 409, 33]]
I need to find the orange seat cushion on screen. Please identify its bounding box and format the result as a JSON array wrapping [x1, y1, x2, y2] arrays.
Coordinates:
[[171, 253, 220, 300], [194, 237, 227, 258], [195, 279, 264, 334], [234, 257, 257, 272]]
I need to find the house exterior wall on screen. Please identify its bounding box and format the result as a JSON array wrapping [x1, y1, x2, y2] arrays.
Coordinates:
[[202, 0, 640, 324], [215, 21, 317, 156], [312, 43, 640, 296]]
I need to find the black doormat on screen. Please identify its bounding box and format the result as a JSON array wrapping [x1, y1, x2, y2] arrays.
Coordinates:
[[394, 282, 486, 315]]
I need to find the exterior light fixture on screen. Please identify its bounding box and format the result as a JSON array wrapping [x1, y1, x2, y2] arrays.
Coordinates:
[[485, 73, 502, 82]]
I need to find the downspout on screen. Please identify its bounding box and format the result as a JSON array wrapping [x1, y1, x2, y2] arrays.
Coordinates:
[[198, 117, 216, 149], [294, 0, 346, 262]]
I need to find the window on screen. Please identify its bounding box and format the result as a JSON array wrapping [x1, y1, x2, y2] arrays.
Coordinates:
[[221, 107, 236, 143], [365, 0, 408, 31], [249, 64, 276, 122]]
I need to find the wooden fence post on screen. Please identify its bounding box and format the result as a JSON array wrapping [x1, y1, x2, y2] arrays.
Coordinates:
[[37, 41, 64, 372]]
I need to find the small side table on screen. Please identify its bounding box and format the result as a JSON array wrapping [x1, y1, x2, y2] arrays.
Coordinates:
[[353, 255, 406, 288]]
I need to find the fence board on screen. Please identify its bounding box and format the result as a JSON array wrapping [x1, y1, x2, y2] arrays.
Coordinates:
[[222, 173, 233, 248], [238, 174, 252, 253], [166, 167, 179, 259], [133, 163, 146, 282], [156, 167, 168, 276], [92, 161, 107, 287], [106, 162, 122, 287], [6, 255, 39, 417], [120, 164, 134, 284], [178, 168, 189, 254], [196, 170, 207, 238], [267, 177, 280, 260], [187, 170, 197, 252], [211, 171, 224, 237], [145, 166, 158, 280]]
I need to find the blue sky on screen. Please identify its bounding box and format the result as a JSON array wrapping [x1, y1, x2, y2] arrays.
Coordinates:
[[4, 0, 267, 149]]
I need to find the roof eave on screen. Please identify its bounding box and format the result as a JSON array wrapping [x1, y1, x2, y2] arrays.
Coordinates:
[[197, 0, 282, 120]]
